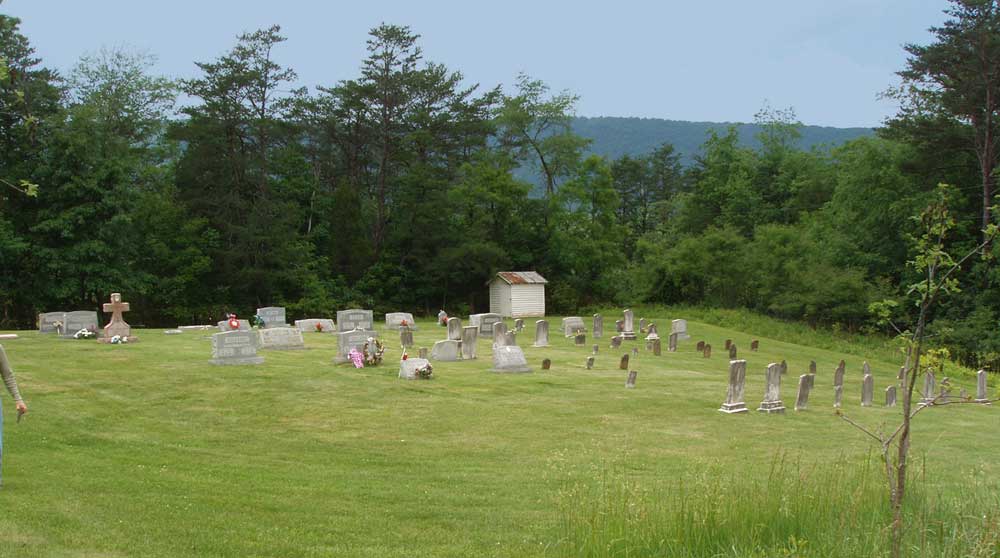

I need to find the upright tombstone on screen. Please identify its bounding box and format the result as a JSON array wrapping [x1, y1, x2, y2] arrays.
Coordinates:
[[514, 318, 525, 333], [702, 344, 712, 358], [400, 326, 415, 348], [533, 320, 550, 347], [862, 374, 874, 407], [639, 318, 647, 333], [385, 312, 418, 331], [469, 313, 503, 335], [885, 385, 897, 407], [61, 310, 99, 339], [631, 347, 639, 359], [592, 344, 599, 355], [833, 361, 846, 408], [652, 338, 661, 356], [492, 345, 531, 373], [758, 363, 786, 413], [668, 333, 678, 353], [399, 358, 431, 380], [615, 320, 624, 333], [335, 328, 375, 364], [724, 339, 732, 350], [779, 360, 788, 376], [256, 307, 288, 328], [336, 309, 374, 333], [592, 314, 603, 339], [586, 356, 595, 369], [862, 361, 871, 377], [625, 370, 638, 389], [809, 361, 817, 375], [210, 330, 264, 365], [976, 369, 991, 404], [574, 333, 586, 346], [431, 339, 462, 361], [728, 344, 737, 359], [644, 323, 660, 344], [898, 366, 906, 386], [541, 358, 551, 370], [38, 311, 67, 334], [750, 339, 759, 351], [719, 360, 749, 414], [418, 347, 428, 359], [795, 374, 815, 411], [621, 310, 637, 340], [294, 319, 336, 333], [562, 317, 586, 337], [610, 335, 623, 349], [101, 293, 135, 343], [921, 370, 936, 405], [447, 317, 463, 341], [619, 354, 629, 370], [492, 322, 509, 347], [257, 327, 306, 350], [461, 326, 478, 360], [670, 319, 690, 341], [696, 340, 705, 352], [504, 331, 517, 347]]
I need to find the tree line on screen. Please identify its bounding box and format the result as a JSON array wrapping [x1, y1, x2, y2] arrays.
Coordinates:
[[2, 1, 999, 368]]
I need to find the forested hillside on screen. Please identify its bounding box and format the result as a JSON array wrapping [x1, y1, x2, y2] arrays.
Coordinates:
[[2, 8, 999, 369]]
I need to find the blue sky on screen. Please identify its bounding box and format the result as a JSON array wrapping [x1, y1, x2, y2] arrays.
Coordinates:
[[3, 0, 949, 127]]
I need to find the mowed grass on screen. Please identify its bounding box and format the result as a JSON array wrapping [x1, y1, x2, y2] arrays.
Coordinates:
[[0, 314, 996, 557]]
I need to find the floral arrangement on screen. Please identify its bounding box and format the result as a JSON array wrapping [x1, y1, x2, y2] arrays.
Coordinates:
[[226, 313, 240, 330], [315, 322, 324, 333], [53, 320, 64, 334], [400, 319, 409, 327], [414, 361, 433, 380], [348, 348, 364, 369], [73, 328, 96, 339], [250, 314, 265, 329], [437, 310, 448, 326], [363, 337, 385, 366], [110, 335, 129, 344]]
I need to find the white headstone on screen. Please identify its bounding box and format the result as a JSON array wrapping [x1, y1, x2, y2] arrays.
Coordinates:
[[430, 339, 462, 361], [720, 360, 748, 414], [385, 312, 418, 330], [670, 319, 690, 341], [294, 318, 336, 333], [256, 306, 288, 328], [491, 345, 531, 373], [257, 327, 306, 350]]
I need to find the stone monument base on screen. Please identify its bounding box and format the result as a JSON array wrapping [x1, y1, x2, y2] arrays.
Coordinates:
[[719, 403, 748, 414], [757, 401, 786, 414], [209, 356, 264, 366]]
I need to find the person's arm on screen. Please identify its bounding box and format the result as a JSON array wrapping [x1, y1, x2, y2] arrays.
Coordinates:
[[0, 345, 27, 414]]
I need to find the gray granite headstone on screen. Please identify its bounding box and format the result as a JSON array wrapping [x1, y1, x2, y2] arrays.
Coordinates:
[[976, 369, 990, 403], [862, 361, 871, 377], [399, 358, 431, 380], [257, 327, 306, 350], [670, 319, 690, 340], [862, 374, 874, 407], [447, 317, 462, 341], [625, 370, 637, 389], [210, 330, 264, 365], [294, 318, 335, 333], [431, 339, 462, 361], [38, 311, 67, 334], [619, 354, 629, 370], [533, 320, 549, 347], [493, 322, 509, 347], [62, 311, 99, 338], [469, 313, 502, 335], [335, 328, 376, 363], [514, 318, 524, 332], [833, 360, 846, 408], [622, 310, 637, 340], [610, 336, 622, 349], [639, 318, 647, 333], [794, 374, 814, 411], [720, 360, 748, 414], [400, 326, 415, 348], [652, 338, 661, 356], [461, 326, 478, 359], [492, 345, 531, 373], [668, 333, 678, 352], [758, 363, 786, 413], [885, 385, 897, 407], [921, 370, 936, 405], [385, 312, 417, 330], [586, 356, 595, 369], [336, 309, 374, 332], [256, 306, 288, 328], [574, 333, 586, 346], [592, 314, 603, 339], [562, 316, 586, 337]]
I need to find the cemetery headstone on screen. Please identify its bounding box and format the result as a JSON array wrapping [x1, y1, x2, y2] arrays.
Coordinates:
[[492, 346, 531, 373], [533, 320, 549, 347], [541, 358, 551, 370], [619, 354, 629, 370], [696, 340, 705, 352], [562, 317, 586, 337], [921, 370, 936, 405], [622, 309, 637, 340], [728, 344, 737, 359], [57, 311, 88, 337], [493, 322, 509, 347], [639, 318, 647, 333], [719, 360, 749, 414], [295, 319, 336, 333], [461, 326, 478, 360], [38, 311, 67, 334], [418, 347, 428, 359], [702, 344, 711, 358], [862, 374, 874, 407], [758, 363, 786, 413], [385, 312, 418, 330], [210, 330, 264, 365], [100, 292, 135, 343], [610, 335, 623, 349], [862, 361, 871, 377], [976, 369, 991, 404], [593, 314, 603, 339], [885, 385, 897, 407], [257, 327, 306, 350], [447, 317, 462, 341], [574, 333, 586, 346], [652, 338, 661, 356], [809, 361, 817, 375], [336, 309, 374, 333], [750, 339, 759, 351], [431, 339, 462, 361], [833, 360, 846, 408], [670, 319, 690, 340], [625, 370, 638, 389], [724, 339, 732, 350], [668, 333, 678, 352], [795, 374, 815, 411], [586, 356, 595, 370], [470, 313, 502, 335], [256, 306, 288, 328], [400, 326, 415, 348], [514, 318, 524, 333], [504, 331, 516, 347], [615, 320, 624, 333], [335, 328, 376, 363], [399, 358, 432, 380]]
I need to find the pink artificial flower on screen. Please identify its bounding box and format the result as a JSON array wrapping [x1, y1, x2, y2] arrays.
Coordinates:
[[349, 348, 364, 369]]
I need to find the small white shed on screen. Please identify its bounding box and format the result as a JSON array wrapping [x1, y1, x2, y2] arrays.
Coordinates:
[[489, 271, 547, 318]]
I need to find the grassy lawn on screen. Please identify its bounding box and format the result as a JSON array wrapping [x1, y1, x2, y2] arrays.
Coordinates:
[[0, 314, 996, 557]]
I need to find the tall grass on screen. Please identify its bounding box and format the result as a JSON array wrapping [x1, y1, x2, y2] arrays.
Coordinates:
[[555, 453, 1000, 557]]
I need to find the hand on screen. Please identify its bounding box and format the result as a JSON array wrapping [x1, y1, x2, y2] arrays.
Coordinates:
[[15, 401, 27, 415]]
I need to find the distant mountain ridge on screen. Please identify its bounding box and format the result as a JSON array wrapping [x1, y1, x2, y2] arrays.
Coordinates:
[[570, 116, 875, 165]]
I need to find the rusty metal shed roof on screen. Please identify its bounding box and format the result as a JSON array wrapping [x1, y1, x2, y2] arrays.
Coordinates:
[[494, 271, 548, 285]]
